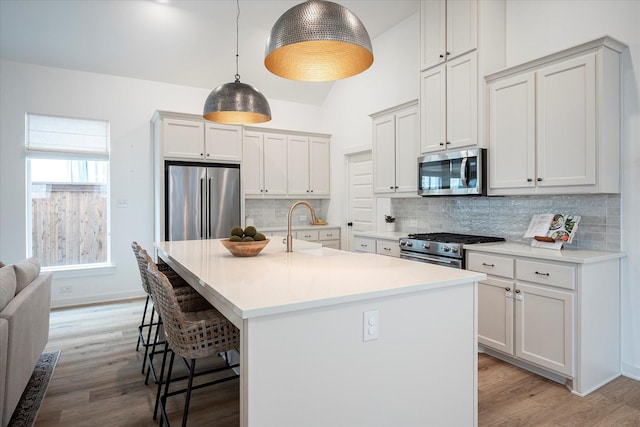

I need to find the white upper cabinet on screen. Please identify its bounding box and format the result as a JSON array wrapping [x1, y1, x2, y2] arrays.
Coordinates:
[[309, 137, 330, 196], [421, 52, 477, 153], [204, 123, 243, 162], [287, 136, 330, 197], [157, 113, 242, 163], [487, 37, 625, 195], [243, 131, 287, 197], [245, 128, 330, 199], [488, 72, 536, 189], [372, 101, 420, 195], [421, 0, 477, 71], [162, 118, 205, 159]]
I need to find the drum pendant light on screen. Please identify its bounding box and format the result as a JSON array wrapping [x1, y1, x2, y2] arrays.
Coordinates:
[[203, 0, 271, 124], [265, 0, 373, 82]]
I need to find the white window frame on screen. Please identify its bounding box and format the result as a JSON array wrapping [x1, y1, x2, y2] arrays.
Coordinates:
[[25, 113, 113, 272]]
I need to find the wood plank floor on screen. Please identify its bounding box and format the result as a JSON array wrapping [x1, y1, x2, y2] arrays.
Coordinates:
[[36, 299, 640, 426]]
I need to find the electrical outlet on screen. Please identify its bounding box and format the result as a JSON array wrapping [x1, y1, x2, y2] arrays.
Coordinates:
[[363, 310, 379, 341], [60, 286, 73, 294], [299, 215, 307, 221], [116, 199, 128, 208]]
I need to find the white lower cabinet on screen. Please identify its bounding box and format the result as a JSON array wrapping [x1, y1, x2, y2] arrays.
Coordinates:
[[375, 238, 400, 257], [354, 236, 399, 257], [468, 248, 621, 396], [265, 227, 340, 249], [514, 281, 574, 376]]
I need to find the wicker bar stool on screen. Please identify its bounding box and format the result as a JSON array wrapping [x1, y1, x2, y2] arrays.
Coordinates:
[[131, 241, 162, 374], [146, 260, 240, 427], [133, 244, 214, 420]]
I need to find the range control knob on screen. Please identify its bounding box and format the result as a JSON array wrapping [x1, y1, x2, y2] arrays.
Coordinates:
[[422, 243, 430, 250], [451, 247, 459, 253], [443, 246, 451, 252]]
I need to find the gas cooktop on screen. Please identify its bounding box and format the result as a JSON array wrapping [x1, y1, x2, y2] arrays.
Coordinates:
[[406, 232, 505, 245]]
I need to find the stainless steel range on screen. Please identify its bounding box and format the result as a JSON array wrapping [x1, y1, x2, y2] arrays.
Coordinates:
[[399, 233, 505, 269]]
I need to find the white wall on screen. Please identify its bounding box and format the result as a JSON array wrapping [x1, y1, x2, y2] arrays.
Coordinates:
[[0, 60, 321, 306], [321, 13, 420, 227]]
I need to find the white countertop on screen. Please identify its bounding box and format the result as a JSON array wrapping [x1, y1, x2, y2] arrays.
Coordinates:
[[353, 231, 407, 240], [156, 237, 485, 319], [464, 242, 624, 264]]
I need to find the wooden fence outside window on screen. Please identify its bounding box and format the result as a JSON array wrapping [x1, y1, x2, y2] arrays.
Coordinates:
[[31, 183, 107, 267]]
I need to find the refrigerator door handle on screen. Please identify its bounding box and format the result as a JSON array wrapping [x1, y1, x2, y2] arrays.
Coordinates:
[[200, 178, 206, 239], [207, 177, 213, 239]]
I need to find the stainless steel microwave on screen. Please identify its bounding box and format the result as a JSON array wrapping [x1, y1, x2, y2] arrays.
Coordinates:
[[418, 148, 487, 196]]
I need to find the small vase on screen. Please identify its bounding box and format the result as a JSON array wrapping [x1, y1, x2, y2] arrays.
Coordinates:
[[386, 223, 395, 232]]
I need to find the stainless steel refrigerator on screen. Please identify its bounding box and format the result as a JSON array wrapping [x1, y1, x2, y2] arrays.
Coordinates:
[[165, 161, 240, 241]]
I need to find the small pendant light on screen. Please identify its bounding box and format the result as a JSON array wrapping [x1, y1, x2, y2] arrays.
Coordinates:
[[203, 0, 271, 124], [265, 0, 373, 82]]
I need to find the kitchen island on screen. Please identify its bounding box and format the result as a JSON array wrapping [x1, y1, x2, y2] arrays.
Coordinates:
[[156, 238, 486, 427]]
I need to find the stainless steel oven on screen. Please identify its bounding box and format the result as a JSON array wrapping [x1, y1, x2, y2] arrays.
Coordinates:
[[399, 233, 504, 269]]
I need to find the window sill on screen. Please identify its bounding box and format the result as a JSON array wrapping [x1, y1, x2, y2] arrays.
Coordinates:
[[43, 263, 117, 279]]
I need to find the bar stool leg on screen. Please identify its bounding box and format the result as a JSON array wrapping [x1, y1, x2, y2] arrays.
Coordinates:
[[159, 349, 176, 427], [154, 341, 170, 421], [181, 359, 197, 427], [136, 294, 150, 351], [141, 304, 156, 374]]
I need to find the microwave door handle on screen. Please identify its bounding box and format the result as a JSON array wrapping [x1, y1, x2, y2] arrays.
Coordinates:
[[460, 157, 468, 187]]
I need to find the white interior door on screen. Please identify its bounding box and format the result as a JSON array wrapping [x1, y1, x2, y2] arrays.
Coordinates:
[[347, 150, 374, 251]]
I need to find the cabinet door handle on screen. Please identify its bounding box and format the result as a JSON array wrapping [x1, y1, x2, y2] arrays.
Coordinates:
[[527, 178, 533, 182], [439, 142, 445, 146], [446, 141, 451, 145], [446, 51, 450, 56], [537, 178, 543, 182], [439, 54, 444, 58], [504, 287, 511, 292], [482, 262, 495, 267], [535, 271, 550, 277], [515, 289, 521, 293], [360, 244, 368, 248]]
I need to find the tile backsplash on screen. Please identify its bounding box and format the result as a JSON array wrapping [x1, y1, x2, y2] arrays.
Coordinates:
[[391, 194, 620, 251], [245, 199, 329, 228], [246, 195, 620, 251]]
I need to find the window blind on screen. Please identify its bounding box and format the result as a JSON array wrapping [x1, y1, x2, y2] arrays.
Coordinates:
[[26, 114, 110, 159]]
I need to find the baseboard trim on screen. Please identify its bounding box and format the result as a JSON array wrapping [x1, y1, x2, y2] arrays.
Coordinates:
[[51, 290, 145, 308], [621, 361, 640, 381]]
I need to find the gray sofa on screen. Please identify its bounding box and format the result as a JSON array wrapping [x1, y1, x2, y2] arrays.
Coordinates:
[[0, 258, 52, 427]]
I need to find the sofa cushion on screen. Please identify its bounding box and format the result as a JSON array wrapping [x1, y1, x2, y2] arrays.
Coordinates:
[[0, 265, 17, 311], [14, 257, 41, 294]]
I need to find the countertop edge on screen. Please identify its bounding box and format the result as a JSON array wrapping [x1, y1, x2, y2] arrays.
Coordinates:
[[352, 231, 406, 240], [239, 272, 486, 319], [464, 242, 625, 264]]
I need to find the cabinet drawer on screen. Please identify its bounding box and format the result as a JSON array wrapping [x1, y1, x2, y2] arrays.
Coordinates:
[[516, 259, 575, 290], [376, 239, 400, 257], [296, 230, 319, 241], [467, 253, 514, 278], [319, 229, 340, 241], [354, 237, 375, 253]]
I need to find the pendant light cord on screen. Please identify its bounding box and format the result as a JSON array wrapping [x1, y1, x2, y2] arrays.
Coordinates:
[[234, 0, 240, 83]]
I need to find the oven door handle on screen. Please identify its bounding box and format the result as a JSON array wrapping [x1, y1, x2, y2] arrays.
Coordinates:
[[400, 253, 462, 268], [460, 157, 468, 188]]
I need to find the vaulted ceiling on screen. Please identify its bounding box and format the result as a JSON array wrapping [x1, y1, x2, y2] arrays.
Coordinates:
[[0, 0, 419, 105]]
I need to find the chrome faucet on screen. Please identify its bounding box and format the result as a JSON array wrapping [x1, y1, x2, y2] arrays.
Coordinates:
[[286, 200, 317, 252]]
